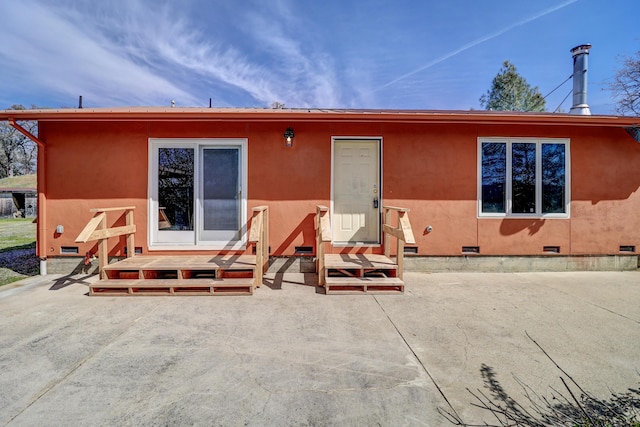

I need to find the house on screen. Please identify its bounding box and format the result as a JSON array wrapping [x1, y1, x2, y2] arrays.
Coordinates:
[[1, 46, 639, 284], [0, 174, 37, 218], [2, 105, 639, 277]]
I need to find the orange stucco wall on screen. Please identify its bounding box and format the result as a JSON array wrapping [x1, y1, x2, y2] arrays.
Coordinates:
[[38, 119, 640, 259]]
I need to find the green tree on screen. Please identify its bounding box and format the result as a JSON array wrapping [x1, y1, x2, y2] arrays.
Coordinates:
[[0, 105, 38, 178], [610, 49, 640, 116], [480, 61, 546, 112]]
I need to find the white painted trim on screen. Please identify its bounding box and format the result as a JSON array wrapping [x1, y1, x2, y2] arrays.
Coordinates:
[[477, 137, 570, 219], [148, 138, 248, 250]]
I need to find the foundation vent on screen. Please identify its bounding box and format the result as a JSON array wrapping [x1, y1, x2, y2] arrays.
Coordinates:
[[404, 246, 418, 254], [543, 246, 561, 253], [462, 246, 480, 254], [252, 245, 272, 254], [124, 247, 143, 255], [60, 246, 79, 254], [620, 245, 636, 253], [294, 246, 314, 255]]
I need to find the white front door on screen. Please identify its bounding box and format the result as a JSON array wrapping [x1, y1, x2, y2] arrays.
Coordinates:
[[332, 139, 381, 244]]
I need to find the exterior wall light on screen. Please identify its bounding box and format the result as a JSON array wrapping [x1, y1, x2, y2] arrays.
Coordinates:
[[284, 127, 295, 147]]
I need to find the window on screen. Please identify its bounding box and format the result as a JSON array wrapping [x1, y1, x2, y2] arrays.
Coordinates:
[[478, 138, 569, 217], [149, 139, 247, 250]]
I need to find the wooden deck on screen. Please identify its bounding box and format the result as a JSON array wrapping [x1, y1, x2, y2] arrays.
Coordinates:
[[90, 255, 258, 296], [323, 254, 404, 294]]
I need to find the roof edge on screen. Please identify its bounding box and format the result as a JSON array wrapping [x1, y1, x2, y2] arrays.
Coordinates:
[[1, 107, 639, 127]]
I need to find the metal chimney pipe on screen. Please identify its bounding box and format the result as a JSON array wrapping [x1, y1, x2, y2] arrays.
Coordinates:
[[78, 95, 83, 109], [569, 44, 592, 115]]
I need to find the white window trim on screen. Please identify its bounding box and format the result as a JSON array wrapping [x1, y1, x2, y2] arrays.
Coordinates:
[[477, 137, 570, 219], [148, 138, 248, 250]]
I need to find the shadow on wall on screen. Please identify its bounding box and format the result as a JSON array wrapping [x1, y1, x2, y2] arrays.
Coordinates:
[[500, 219, 545, 236], [273, 213, 316, 256]]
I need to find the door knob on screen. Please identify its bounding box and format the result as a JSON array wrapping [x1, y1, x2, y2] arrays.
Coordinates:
[[373, 197, 379, 209]]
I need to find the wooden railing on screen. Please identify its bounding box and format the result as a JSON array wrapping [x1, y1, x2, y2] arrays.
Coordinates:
[[248, 206, 269, 288], [75, 207, 136, 279], [383, 206, 416, 280], [315, 205, 331, 286]]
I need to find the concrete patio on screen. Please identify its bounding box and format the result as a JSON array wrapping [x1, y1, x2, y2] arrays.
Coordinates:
[[1, 270, 639, 426]]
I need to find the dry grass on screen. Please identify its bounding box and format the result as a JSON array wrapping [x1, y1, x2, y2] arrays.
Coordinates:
[[0, 174, 36, 190]]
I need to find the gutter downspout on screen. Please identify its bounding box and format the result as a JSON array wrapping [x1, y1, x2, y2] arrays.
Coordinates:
[[8, 118, 47, 275]]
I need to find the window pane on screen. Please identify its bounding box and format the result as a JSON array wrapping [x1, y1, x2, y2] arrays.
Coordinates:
[[203, 148, 239, 231], [542, 144, 566, 213], [481, 143, 506, 213], [158, 148, 194, 230], [512, 143, 536, 213]]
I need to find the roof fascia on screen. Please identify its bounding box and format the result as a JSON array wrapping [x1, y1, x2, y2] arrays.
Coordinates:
[[1, 108, 639, 129]]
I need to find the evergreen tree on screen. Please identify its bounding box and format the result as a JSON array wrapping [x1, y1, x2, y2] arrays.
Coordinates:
[[480, 61, 546, 112]]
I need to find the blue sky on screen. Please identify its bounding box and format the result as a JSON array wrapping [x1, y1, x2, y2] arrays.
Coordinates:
[[0, 0, 637, 114]]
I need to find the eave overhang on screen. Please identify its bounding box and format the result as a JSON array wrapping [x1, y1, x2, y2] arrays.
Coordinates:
[[1, 107, 639, 129]]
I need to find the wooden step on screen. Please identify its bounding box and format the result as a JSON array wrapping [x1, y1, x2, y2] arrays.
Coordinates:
[[89, 278, 253, 296], [325, 277, 404, 295], [324, 254, 398, 270]]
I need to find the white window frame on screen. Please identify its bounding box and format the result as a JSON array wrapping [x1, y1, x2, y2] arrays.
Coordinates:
[[477, 137, 570, 219], [148, 138, 248, 250]]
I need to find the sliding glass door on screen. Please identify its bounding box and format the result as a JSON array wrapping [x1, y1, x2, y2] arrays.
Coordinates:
[[149, 139, 247, 249]]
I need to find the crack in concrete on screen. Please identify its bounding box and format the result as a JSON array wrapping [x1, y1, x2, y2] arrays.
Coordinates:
[[532, 276, 640, 325], [372, 295, 462, 420]]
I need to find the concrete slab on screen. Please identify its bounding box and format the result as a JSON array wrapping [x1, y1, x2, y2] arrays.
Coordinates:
[[0, 271, 638, 426]]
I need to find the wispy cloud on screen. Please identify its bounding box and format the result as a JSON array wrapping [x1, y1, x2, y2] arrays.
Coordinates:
[[0, 0, 343, 108], [0, 1, 199, 107], [377, 0, 579, 91]]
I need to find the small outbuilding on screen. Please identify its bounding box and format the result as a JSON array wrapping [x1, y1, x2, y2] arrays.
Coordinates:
[[0, 174, 37, 218]]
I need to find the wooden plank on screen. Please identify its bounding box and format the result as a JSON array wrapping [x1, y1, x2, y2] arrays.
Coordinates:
[[382, 224, 406, 241], [383, 208, 392, 257], [399, 214, 416, 244], [248, 210, 263, 242], [324, 254, 396, 269], [90, 278, 254, 297], [88, 224, 136, 241], [325, 277, 403, 285], [325, 277, 404, 295], [126, 209, 135, 258], [397, 239, 405, 280], [319, 215, 331, 243], [98, 215, 108, 279], [89, 206, 136, 213], [92, 278, 254, 288], [75, 212, 106, 243], [383, 206, 410, 213]]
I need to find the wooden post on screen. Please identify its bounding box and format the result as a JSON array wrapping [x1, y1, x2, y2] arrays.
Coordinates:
[[316, 206, 329, 287], [383, 208, 392, 258], [262, 208, 269, 274], [253, 212, 264, 288], [250, 206, 269, 288], [126, 209, 135, 258], [396, 211, 405, 280], [98, 213, 108, 279]]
